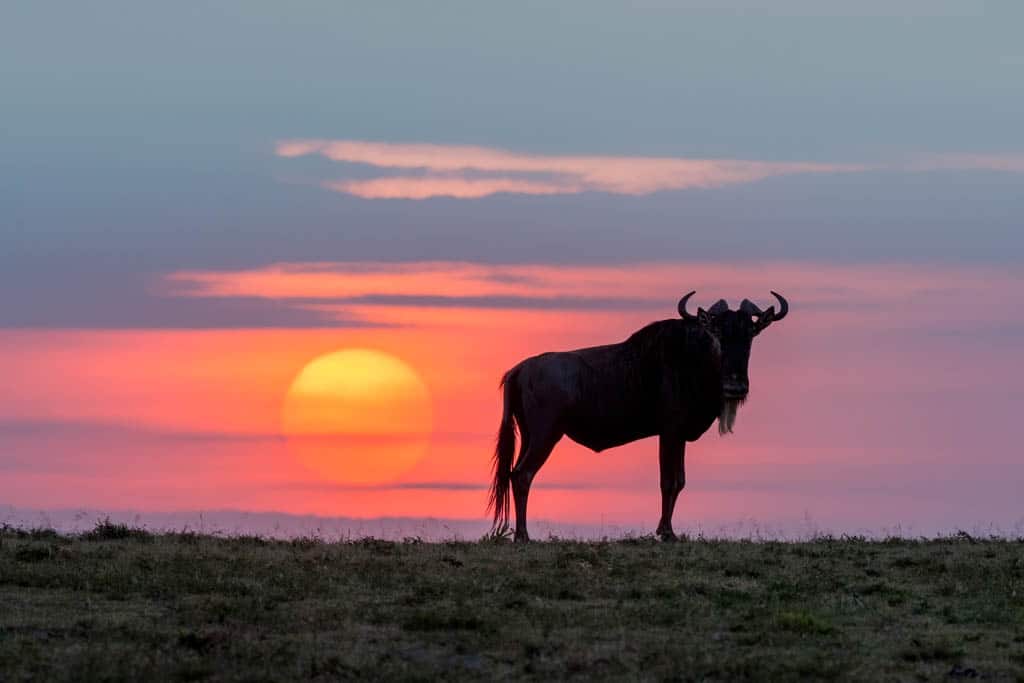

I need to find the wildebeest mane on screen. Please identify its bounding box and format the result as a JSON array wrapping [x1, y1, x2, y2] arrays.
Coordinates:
[[622, 318, 702, 364], [610, 319, 711, 396]]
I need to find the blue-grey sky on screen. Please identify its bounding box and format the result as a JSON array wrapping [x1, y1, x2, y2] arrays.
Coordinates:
[[2, 0, 1022, 328]]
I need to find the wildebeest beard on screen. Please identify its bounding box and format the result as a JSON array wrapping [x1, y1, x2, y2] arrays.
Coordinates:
[[719, 397, 743, 435]]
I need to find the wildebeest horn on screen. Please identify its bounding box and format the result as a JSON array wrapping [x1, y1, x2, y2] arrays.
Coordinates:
[[770, 291, 789, 321], [707, 299, 730, 315], [677, 291, 697, 320]]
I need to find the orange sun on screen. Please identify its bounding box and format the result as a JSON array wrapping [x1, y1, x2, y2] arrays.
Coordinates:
[[281, 349, 433, 484]]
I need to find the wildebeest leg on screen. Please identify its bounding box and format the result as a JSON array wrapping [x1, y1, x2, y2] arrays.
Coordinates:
[[510, 428, 562, 543], [656, 436, 686, 541]]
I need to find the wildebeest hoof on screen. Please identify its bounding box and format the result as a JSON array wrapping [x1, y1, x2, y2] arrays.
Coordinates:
[[657, 529, 678, 542]]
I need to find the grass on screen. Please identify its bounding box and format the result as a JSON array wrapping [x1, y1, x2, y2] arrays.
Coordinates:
[[1, 524, 1023, 681]]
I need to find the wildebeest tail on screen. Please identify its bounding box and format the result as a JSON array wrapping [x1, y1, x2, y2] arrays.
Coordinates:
[[487, 368, 518, 531]]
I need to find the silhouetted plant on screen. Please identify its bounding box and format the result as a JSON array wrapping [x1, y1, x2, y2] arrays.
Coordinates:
[[81, 517, 152, 542]]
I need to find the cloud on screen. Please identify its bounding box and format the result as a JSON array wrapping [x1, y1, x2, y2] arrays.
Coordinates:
[[268, 480, 609, 492], [166, 259, 1021, 305], [278, 139, 1024, 200], [0, 418, 285, 444], [0, 287, 364, 330], [907, 153, 1024, 173], [163, 260, 1024, 335], [323, 177, 576, 200], [277, 139, 868, 199]]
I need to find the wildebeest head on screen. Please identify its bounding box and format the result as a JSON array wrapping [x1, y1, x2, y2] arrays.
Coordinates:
[[678, 291, 789, 433]]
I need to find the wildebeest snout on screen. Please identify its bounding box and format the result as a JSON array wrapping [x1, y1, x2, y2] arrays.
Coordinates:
[[723, 374, 748, 398]]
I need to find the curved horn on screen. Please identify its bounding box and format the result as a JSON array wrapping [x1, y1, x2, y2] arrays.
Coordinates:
[[677, 291, 697, 320], [770, 291, 789, 321]]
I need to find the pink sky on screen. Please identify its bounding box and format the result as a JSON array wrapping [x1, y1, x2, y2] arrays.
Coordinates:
[[3, 260, 1022, 536]]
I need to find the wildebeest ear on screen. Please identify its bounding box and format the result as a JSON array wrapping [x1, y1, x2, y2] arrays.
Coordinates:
[[697, 307, 714, 327], [753, 306, 776, 334], [739, 299, 762, 317], [707, 299, 730, 315]]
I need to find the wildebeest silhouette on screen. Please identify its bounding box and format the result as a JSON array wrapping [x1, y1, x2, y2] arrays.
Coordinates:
[[488, 292, 788, 542]]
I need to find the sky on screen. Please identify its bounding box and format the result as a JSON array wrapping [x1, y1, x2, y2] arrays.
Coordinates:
[[1, 1, 1022, 537]]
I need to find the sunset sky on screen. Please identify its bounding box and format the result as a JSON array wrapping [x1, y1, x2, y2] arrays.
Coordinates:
[[2, 2, 1022, 537]]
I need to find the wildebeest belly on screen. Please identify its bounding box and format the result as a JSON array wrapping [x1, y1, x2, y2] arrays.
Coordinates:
[[563, 393, 719, 450], [565, 426, 657, 453], [563, 412, 658, 453]]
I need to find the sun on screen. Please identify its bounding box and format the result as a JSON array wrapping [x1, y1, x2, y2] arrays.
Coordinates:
[[281, 349, 433, 484]]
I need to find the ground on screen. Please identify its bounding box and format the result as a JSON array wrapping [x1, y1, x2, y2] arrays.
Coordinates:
[[1, 523, 1022, 681]]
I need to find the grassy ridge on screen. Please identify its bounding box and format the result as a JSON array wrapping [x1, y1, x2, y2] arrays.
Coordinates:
[[1, 523, 1023, 681]]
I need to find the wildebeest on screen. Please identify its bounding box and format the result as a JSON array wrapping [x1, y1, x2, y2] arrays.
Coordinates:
[[488, 291, 788, 542]]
